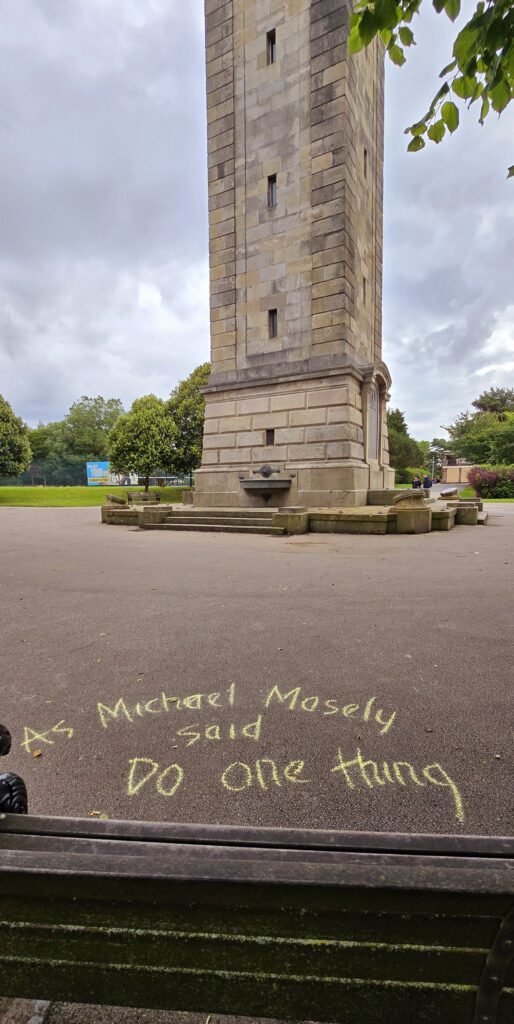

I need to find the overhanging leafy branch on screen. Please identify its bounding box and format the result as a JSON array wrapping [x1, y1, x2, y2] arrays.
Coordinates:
[[349, 0, 514, 176]]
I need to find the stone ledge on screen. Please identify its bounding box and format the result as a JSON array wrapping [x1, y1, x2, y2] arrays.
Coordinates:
[[455, 505, 479, 526], [367, 489, 403, 505], [431, 508, 457, 531], [101, 507, 140, 526]]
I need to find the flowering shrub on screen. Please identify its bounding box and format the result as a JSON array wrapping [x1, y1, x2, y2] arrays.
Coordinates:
[[468, 466, 514, 498]]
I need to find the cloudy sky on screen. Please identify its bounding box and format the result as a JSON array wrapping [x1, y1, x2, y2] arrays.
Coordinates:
[[0, 0, 512, 441]]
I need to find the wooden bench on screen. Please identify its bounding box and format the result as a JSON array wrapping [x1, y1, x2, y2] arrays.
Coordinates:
[[0, 814, 513, 1023], [127, 491, 161, 505]]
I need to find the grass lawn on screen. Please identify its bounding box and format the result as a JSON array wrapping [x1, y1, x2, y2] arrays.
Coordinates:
[[458, 486, 514, 502], [0, 486, 186, 507]]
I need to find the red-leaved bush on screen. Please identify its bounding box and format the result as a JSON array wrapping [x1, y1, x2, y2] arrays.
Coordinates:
[[468, 466, 514, 498]]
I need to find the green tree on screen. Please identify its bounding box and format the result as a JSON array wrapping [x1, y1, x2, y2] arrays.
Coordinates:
[[430, 436, 450, 471], [472, 386, 514, 415], [349, 0, 514, 177], [417, 439, 431, 467], [488, 411, 514, 461], [387, 407, 410, 433], [108, 396, 178, 491], [388, 429, 422, 470], [62, 396, 125, 458], [445, 409, 502, 461], [386, 407, 422, 471], [0, 395, 32, 477], [167, 363, 211, 478], [28, 421, 70, 461], [26, 420, 87, 485]]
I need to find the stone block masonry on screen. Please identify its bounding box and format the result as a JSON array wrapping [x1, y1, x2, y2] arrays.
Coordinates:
[[197, 1, 394, 508]]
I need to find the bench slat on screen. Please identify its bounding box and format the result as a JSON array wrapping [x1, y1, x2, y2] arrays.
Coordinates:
[[0, 919, 494, 984], [3, 815, 513, 857], [1, 847, 513, 897], [1, 816, 513, 1023], [1, 892, 504, 950], [3, 956, 512, 1024]]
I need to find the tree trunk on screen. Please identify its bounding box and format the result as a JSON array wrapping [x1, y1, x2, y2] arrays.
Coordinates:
[[144, 476, 150, 493]]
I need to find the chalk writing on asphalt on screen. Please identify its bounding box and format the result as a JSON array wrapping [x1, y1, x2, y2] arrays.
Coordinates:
[[19, 681, 465, 824]]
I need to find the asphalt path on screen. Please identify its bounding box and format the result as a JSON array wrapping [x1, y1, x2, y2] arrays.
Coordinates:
[[1, 506, 513, 838]]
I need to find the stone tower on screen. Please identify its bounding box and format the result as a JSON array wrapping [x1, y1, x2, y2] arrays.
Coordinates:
[[195, 0, 394, 508]]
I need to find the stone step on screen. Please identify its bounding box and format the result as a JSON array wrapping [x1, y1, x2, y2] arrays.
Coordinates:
[[164, 516, 273, 527], [477, 511, 488, 525], [178, 507, 275, 519], [145, 523, 286, 536]]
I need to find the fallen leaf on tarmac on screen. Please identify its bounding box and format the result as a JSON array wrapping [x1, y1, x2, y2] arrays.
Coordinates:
[[100, 632, 107, 637], [32, 749, 43, 758], [88, 811, 109, 819]]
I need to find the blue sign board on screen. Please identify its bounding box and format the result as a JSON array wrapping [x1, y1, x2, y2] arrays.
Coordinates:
[[86, 462, 111, 486]]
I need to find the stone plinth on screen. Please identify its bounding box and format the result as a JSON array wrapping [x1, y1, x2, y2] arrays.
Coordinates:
[[195, 372, 395, 507], [101, 507, 140, 526], [455, 505, 479, 526], [309, 508, 395, 535], [390, 491, 432, 535], [272, 508, 309, 534]]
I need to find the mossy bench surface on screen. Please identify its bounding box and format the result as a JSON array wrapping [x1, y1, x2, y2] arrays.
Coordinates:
[[0, 817, 513, 1023]]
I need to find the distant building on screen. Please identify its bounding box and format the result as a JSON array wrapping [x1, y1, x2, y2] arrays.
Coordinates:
[[442, 452, 473, 485]]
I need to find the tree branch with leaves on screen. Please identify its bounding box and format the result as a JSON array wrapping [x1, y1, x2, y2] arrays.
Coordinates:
[[349, 0, 514, 176]]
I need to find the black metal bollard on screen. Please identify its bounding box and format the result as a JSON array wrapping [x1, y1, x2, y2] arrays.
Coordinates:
[[0, 724, 28, 814]]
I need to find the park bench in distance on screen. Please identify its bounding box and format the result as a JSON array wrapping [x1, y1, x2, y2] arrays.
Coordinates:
[[127, 491, 161, 505], [0, 815, 513, 1023]]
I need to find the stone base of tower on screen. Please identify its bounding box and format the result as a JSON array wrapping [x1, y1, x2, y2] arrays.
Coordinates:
[[194, 462, 395, 509], [194, 365, 394, 510]]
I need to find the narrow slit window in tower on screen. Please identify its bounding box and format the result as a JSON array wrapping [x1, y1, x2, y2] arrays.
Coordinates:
[[267, 29, 276, 65], [362, 276, 367, 305], [268, 309, 278, 338], [364, 147, 368, 179], [268, 174, 277, 208], [266, 429, 275, 446]]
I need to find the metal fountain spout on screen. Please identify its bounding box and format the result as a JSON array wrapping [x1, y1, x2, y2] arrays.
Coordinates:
[[239, 465, 294, 503]]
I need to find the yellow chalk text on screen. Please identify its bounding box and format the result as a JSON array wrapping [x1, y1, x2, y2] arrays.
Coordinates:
[[22, 720, 74, 753], [331, 748, 464, 822], [98, 684, 236, 730], [221, 758, 311, 793], [176, 716, 262, 748], [127, 757, 184, 798], [263, 686, 396, 735]]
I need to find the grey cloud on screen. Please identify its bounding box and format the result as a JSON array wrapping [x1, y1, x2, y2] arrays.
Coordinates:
[[0, 0, 209, 424], [0, 2, 512, 438], [383, 9, 514, 437]]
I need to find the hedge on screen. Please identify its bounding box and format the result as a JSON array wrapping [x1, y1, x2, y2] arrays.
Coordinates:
[[468, 465, 514, 498], [395, 466, 429, 485]]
